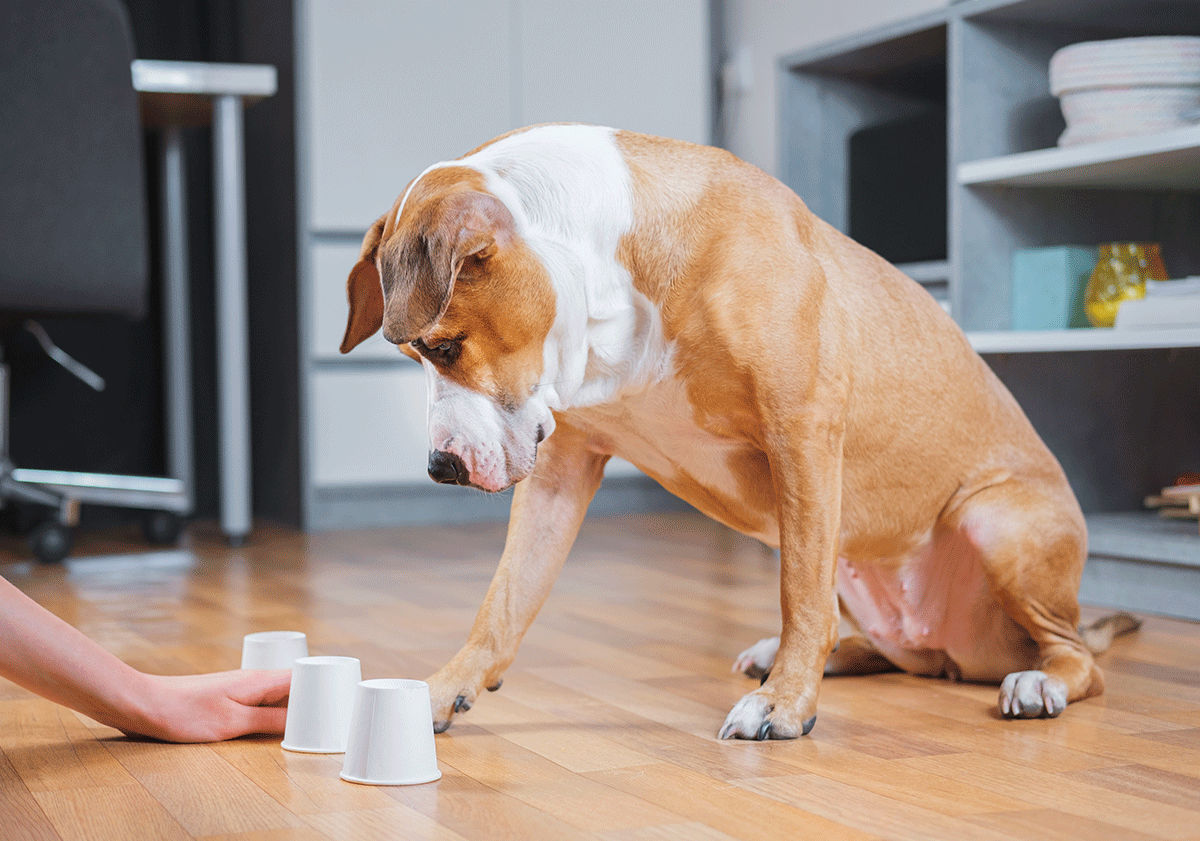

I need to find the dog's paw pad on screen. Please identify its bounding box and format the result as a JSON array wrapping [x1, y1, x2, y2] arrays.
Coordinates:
[[999, 670, 1068, 719], [732, 636, 780, 680]]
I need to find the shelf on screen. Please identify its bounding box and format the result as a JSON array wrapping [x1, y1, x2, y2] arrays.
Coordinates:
[[1087, 512, 1199, 569], [967, 327, 1200, 353], [896, 260, 948, 285], [957, 125, 1200, 190], [1083, 511, 1200, 620]]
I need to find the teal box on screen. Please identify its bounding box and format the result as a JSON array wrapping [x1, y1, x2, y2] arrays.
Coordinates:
[[1011, 246, 1095, 329]]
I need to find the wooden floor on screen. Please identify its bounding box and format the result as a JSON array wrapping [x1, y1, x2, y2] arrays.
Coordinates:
[[2, 512, 1200, 841]]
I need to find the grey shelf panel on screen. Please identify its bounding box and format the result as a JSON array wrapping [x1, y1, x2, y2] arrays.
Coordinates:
[[963, 0, 1200, 32], [1087, 511, 1200, 569], [958, 126, 1200, 190], [896, 260, 949, 285], [968, 327, 1200, 354], [1082, 512, 1200, 620], [781, 12, 947, 77]]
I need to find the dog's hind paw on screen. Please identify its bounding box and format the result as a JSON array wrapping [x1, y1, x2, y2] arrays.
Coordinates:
[[999, 670, 1068, 719], [732, 636, 779, 680]]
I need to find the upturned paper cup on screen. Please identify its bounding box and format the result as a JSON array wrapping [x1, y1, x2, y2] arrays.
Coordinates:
[[281, 656, 362, 753], [340, 679, 442, 785], [240, 630, 308, 670]]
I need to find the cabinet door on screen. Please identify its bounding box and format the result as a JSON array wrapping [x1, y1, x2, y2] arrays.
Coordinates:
[[310, 367, 429, 486], [517, 0, 710, 144], [300, 0, 517, 231], [309, 241, 399, 360]]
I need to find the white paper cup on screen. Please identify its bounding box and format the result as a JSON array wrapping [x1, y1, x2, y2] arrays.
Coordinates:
[[340, 679, 442, 785], [281, 656, 362, 753], [240, 630, 308, 670]]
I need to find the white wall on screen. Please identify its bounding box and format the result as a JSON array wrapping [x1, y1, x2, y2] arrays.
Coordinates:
[[720, 0, 947, 176]]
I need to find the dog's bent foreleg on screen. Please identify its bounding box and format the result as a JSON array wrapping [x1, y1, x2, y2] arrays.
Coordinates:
[[720, 400, 845, 740], [426, 422, 608, 732]]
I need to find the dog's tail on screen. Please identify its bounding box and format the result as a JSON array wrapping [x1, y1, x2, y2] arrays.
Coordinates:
[[1079, 612, 1142, 654]]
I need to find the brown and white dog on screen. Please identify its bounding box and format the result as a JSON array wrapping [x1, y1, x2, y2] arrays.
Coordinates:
[[340, 124, 1135, 739]]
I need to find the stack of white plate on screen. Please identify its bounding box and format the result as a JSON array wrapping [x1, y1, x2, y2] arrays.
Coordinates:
[[1049, 36, 1200, 147]]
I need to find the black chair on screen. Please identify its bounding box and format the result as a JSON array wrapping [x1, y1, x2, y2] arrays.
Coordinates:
[[0, 0, 188, 562]]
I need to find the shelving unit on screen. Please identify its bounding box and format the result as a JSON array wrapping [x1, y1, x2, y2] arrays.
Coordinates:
[[779, 0, 1200, 619]]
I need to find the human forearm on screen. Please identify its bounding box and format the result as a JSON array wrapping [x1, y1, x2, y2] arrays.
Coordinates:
[[0, 574, 155, 734]]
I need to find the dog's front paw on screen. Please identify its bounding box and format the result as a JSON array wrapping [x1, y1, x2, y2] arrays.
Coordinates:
[[999, 670, 1068, 719], [426, 657, 503, 733], [718, 685, 817, 740], [732, 636, 779, 681]]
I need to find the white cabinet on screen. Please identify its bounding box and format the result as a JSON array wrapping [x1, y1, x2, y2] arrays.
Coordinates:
[[296, 0, 709, 528]]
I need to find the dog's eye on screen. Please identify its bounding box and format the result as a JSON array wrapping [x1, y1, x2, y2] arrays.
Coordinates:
[[411, 336, 463, 365]]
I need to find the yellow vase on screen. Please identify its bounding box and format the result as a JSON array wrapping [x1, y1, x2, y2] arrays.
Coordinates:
[[1085, 243, 1153, 328]]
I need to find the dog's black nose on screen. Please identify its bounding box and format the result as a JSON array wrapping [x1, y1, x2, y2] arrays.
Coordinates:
[[428, 450, 468, 485]]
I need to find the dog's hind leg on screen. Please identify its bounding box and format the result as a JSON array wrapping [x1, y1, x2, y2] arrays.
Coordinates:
[[953, 479, 1101, 719], [732, 636, 779, 681], [824, 636, 897, 676], [734, 607, 895, 681]]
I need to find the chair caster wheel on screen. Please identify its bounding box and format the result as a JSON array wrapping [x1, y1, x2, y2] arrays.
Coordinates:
[[30, 521, 73, 563], [141, 510, 183, 545]]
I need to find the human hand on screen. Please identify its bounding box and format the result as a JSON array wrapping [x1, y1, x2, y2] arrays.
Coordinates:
[[123, 669, 291, 743]]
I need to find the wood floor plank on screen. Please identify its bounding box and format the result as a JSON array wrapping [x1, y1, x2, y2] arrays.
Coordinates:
[[33, 784, 190, 841], [901, 753, 1200, 840], [100, 740, 305, 837], [965, 809, 1166, 841], [208, 737, 396, 816], [1069, 763, 1200, 811], [729, 773, 1021, 841], [587, 763, 875, 841], [737, 725, 1033, 817], [464, 691, 659, 773], [382, 764, 597, 841], [597, 822, 743, 841], [303, 805, 471, 841], [434, 725, 682, 832], [0, 700, 136, 791], [505, 672, 811, 780], [199, 831, 329, 841], [0, 748, 62, 841]]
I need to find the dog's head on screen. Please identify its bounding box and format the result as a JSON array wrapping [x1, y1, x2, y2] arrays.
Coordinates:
[[340, 167, 558, 492]]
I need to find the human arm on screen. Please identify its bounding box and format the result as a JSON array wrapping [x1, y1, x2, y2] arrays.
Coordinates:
[[0, 573, 289, 742]]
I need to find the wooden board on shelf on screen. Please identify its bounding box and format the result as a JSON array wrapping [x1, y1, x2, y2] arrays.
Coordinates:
[[1144, 484, 1200, 536]]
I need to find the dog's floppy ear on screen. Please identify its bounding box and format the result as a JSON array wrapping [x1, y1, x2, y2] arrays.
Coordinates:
[[383, 191, 514, 341], [340, 213, 388, 354]]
